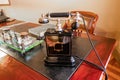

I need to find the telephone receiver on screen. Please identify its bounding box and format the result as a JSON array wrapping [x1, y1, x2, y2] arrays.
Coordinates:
[[38, 12, 82, 23], [39, 12, 82, 31], [38, 12, 70, 24], [0, 9, 9, 23]]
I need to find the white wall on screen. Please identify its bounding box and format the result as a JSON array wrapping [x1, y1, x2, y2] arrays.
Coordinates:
[[1, 0, 120, 38]]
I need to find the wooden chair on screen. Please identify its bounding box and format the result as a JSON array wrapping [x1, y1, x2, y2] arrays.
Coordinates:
[[63, 11, 98, 35]]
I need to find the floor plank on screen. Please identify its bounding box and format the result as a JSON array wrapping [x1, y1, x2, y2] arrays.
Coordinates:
[[105, 54, 120, 80]]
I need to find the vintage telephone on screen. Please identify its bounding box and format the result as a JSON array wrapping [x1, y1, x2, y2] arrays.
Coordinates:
[[44, 20, 75, 66], [38, 12, 82, 66], [0, 9, 9, 23]]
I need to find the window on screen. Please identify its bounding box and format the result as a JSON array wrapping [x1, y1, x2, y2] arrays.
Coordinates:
[[0, 0, 10, 6]]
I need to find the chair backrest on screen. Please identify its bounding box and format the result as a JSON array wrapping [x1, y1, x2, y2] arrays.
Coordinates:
[[63, 11, 98, 35], [72, 11, 98, 34]]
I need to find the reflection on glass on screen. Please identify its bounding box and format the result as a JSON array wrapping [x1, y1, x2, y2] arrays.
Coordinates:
[[0, 50, 7, 59], [46, 35, 71, 55]]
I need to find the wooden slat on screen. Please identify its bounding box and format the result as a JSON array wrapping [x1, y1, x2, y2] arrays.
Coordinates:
[[103, 55, 120, 80]]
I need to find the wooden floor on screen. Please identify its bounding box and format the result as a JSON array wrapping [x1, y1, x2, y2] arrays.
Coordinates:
[[105, 55, 120, 80]]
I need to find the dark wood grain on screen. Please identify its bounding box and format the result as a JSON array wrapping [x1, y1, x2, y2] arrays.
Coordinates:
[[0, 20, 23, 27], [70, 34, 116, 80], [0, 54, 49, 80]]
